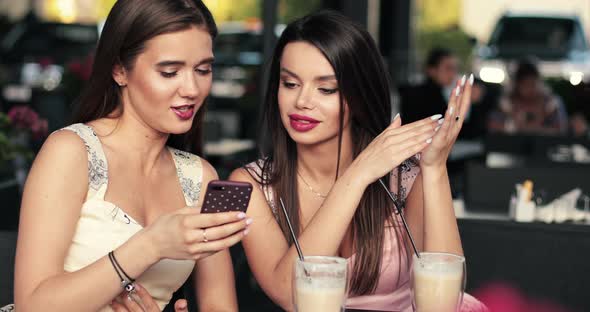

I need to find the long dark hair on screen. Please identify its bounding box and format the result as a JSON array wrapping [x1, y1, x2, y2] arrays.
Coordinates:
[[72, 0, 217, 155], [252, 10, 407, 295]]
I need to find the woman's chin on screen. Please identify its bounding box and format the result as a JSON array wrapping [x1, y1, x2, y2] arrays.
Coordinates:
[[166, 121, 194, 135]]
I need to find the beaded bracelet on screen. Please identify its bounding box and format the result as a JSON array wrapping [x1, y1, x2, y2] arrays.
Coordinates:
[[108, 251, 135, 292]]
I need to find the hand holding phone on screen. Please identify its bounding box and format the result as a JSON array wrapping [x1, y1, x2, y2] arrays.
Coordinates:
[[201, 180, 253, 213]]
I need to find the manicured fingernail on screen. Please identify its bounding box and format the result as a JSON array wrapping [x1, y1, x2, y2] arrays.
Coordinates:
[[438, 118, 445, 125], [246, 218, 253, 225], [449, 106, 454, 115], [460, 75, 466, 86], [469, 73, 474, 85], [237, 212, 246, 219], [393, 113, 400, 120], [455, 86, 461, 96], [244, 229, 250, 235], [435, 126, 441, 132], [430, 114, 442, 120], [426, 138, 433, 144]]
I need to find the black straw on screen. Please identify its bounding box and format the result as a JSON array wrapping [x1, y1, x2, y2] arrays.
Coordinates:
[[378, 178, 421, 259], [279, 197, 305, 262]]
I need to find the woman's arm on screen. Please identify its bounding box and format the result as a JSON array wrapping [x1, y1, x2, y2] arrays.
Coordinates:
[[15, 133, 249, 312], [14, 131, 161, 312], [192, 250, 238, 311], [193, 161, 238, 312], [420, 166, 463, 254], [230, 116, 438, 309], [414, 76, 475, 255]]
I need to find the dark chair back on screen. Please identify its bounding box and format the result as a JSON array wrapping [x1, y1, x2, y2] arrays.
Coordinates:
[[0, 231, 17, 306]]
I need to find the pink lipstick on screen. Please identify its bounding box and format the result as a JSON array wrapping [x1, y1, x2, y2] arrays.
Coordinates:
[[171, 105, 195, 120]]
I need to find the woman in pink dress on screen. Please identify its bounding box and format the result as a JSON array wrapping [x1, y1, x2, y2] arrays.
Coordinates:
[[230, 10, 487, 312]]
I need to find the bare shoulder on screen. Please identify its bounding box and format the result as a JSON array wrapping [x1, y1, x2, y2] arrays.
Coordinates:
[[199, 157, 219, 182], [23, 129, 89, 205], [228, 166, 258, 184], [32, 129, 88, 175]]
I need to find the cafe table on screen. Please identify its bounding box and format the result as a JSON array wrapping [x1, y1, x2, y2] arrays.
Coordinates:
[[458, 214, 590, 311]]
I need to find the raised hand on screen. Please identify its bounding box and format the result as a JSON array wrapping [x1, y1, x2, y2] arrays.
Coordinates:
[[420, 74, 474, 169], [350, 113, 442, 186]]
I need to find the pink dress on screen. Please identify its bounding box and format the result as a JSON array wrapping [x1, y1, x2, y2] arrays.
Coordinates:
[[246, 159, 487, 312]]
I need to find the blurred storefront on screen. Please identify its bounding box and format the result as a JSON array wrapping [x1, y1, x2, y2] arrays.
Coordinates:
[[0, 0, 115, 23]]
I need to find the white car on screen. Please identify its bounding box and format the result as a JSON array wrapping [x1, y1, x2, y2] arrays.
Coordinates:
[[473, 13, 590, 86]]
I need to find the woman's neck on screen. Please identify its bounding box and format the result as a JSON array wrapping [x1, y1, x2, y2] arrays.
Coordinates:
[[93, 111, 170, 175], [296, 132, 354, 183]]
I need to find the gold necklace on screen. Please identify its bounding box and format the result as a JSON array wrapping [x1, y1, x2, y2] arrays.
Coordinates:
[[297, 171, 328, 199]]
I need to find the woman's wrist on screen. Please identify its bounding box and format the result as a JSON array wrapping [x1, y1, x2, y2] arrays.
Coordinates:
[[419, 165, 448, 182], [132, 228, 162, 264], [106, 229, 160, 285], [342, 161, 373, 189]]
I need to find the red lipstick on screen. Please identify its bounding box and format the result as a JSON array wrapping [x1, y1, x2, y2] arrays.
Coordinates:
[[289, 114, 320, 132]]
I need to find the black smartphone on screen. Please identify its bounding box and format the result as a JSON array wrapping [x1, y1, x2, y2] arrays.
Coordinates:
[[201, 180, 253, 213]]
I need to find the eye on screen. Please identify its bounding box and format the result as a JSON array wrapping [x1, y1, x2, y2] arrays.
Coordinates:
[[281, 80, 298, 89], [196, 67, 213, 75], [160, 71, 177, 78], [318, 87, 338, 95]]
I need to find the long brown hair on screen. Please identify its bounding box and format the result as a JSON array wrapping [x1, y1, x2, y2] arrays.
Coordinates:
[[72, 0, 217, 154], [251, 11, 407, 295]]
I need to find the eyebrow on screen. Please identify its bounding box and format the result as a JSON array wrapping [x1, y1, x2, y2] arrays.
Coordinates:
[[156, 57, 215, 67], [280, 67, 336, 82]]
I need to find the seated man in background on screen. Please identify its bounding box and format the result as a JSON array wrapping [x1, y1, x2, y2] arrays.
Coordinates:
[[400, 47, 459, 123], [488, 60, 568, 135]]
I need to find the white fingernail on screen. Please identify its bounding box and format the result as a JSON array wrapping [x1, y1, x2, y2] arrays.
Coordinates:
[[455, 86, 461, 97], [469, 73, 474, 85], [246, 218, 253, 225], [449, 106, 454, 115], [438, 118, 445, 125], [435, 126, 441, 131], [460, 75, 466, 86], [430, 114, 442, 120], [426, 138, 433, 144], [393, 113, 400, 120]]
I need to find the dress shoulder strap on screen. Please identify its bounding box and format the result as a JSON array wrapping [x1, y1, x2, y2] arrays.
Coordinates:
[[58, 123, 109, 200], [168, 147, 203, 206]]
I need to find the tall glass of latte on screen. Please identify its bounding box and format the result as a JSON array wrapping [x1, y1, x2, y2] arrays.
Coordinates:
[[411, 252, 466, 312]]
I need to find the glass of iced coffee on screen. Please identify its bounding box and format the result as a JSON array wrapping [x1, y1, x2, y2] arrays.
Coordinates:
[[293, 256, 348, 312], [411, 252, 466, 312]]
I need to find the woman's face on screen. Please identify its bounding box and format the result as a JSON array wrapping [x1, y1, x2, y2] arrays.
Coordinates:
[[277, 41, 350, 147], [115, 26, 213, 135]]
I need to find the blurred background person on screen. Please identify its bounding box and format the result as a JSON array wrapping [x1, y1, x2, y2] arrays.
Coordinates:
[[400, 47, 459, 123], [488, 60, 568, 135], [570, 111, 589, 137]]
